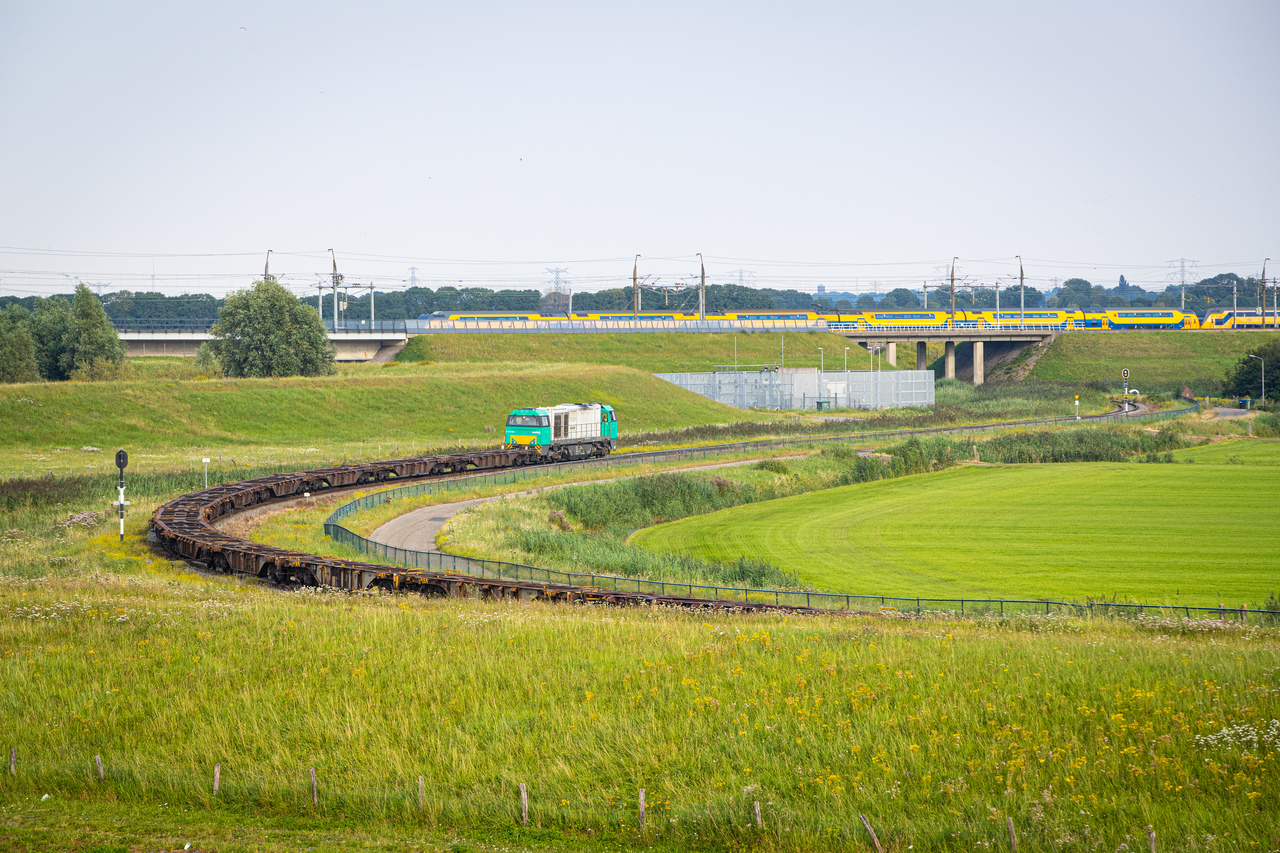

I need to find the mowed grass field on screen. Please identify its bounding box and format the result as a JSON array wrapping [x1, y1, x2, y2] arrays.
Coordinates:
[[1029, 330, 1280, 390], [397, 331, 894, 372], [0, 362, 764, 477], [631, 448, 1280, 606]]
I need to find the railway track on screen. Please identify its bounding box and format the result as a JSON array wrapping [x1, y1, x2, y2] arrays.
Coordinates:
[[150, 398, 1158, 614], [149, 447, 827, 614]]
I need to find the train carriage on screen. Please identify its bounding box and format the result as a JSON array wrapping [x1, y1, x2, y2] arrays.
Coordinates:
[[1203, 310, 1280, 329], [1101, 310, 1198, 330]]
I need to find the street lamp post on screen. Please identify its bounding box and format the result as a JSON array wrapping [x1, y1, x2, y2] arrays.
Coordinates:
[[844, 346, 849, 370], [1249, 355, 1265, 407], [818, 347, 823, 372]]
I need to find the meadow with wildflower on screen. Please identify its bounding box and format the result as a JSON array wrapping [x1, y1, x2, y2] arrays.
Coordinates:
[[2, 403, 1277, 849], [0, 570, 1277, 852]]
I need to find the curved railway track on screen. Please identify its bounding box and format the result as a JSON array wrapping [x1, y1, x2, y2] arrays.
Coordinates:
[[150, 399, 1154, 615], [150, 446, 822, 613]]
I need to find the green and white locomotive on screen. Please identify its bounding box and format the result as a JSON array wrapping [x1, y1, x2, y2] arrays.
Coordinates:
[[504, 402, 617, 461]]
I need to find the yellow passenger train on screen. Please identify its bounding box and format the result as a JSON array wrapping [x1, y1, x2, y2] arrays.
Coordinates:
[[417, 308, 1225, 331]]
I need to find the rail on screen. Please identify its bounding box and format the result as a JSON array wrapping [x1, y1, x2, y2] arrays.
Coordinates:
[[112, 318, 1236, 336], [111, 318, 217, 332], [319, 402, 1259, 621], [321, 529, 1280, 623]]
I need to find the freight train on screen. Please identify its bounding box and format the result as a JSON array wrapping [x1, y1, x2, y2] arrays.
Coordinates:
[[417, 308, 1280, 331]]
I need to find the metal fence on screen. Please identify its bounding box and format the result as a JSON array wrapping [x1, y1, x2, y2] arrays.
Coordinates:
[[327, 527, 1280, 623], [654, 369, 934, 410], [314, 401, 1280, 621], [111, 318, 217, 332]]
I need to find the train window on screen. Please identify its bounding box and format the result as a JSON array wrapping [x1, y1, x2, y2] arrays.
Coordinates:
[[506, 414, 544, 427]]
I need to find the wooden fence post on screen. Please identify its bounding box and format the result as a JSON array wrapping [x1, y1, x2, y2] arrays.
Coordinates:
[[1148, 826, 1157, 853], [95, 755, 104, 781], [310, 767, 318, 806], [638, 788, 646, 830], [859, 814, 883, 853], [753, 800, 762, 828], [1007, 816, 1017, 852], [519, 782, 528, 827], [213, 763, 221, 796], [419, 775, 425, 811]]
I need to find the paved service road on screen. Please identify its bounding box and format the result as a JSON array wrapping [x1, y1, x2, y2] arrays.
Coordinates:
[[369, 456, 805, 554], [1214, 407, 1252, 418]]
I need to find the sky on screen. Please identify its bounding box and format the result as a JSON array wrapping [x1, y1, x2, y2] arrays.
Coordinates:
[[0, 1, 1277, 298]]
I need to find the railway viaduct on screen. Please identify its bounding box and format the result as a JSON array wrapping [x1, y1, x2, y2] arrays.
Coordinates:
[[829, 326, 1059, 385], [118, 326, 407, 361], [117, 320, 1059, 384]]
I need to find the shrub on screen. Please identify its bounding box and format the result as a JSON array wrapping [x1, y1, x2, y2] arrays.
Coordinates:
[[753, 458, 790, 475]]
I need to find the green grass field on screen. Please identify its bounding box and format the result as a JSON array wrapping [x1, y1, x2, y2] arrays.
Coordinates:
[[397, 331, 894, 372], [2, 572, 1277, 852], [1028, 330, 1280, 391], [1172, 437, 1280, 464], [0, 362, 766, 477], [631, 451, 1280, 607]]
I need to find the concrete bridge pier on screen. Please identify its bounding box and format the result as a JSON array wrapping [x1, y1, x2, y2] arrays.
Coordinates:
[[944, 341, 956, 379], [886, 342, 897, 367], [972, 340, 985, 386], [916, 341, 927, 370]]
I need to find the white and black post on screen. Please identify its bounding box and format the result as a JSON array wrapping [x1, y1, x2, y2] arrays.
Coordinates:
[[114, 450, 130, 542]]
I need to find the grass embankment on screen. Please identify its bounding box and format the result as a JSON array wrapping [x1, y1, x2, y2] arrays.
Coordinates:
[[0, 355, 1128, 481], [632, 442, 1280, 607], [397, 331, 883, 373], [0, 362, 765, 478], [1028, 331, 1280, 392], [2, 572, 1277, 852]]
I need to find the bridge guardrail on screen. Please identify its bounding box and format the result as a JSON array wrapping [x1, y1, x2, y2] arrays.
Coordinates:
[[318, 403, 1268, 621], [111, 319, 217, 332]]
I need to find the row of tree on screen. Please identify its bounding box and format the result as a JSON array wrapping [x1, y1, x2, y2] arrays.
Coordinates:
[[0, 285, 126, 383], [0, 272, 1270, 324]]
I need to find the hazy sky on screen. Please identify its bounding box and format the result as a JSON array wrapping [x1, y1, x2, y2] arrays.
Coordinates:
[[1, 1, 1277, 296]]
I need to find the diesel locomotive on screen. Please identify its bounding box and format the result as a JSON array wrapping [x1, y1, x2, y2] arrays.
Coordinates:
[[504, 402, 618, 461]]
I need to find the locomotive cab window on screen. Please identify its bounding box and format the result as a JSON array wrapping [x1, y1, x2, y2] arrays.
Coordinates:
[[507, 414, 544, 427]]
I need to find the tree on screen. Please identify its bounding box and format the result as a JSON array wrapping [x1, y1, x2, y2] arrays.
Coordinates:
[[879, 288, 922, 310], [28, 296, 73, 380], [855, 294, 877, 310], [1224, 338, 1280, 401], [208, 280, 335, 378], [60, 283, 125, 376], [999, 285, 1046, 309], [1049, 278, 1113, 310], [0, 306, 40, 383]]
